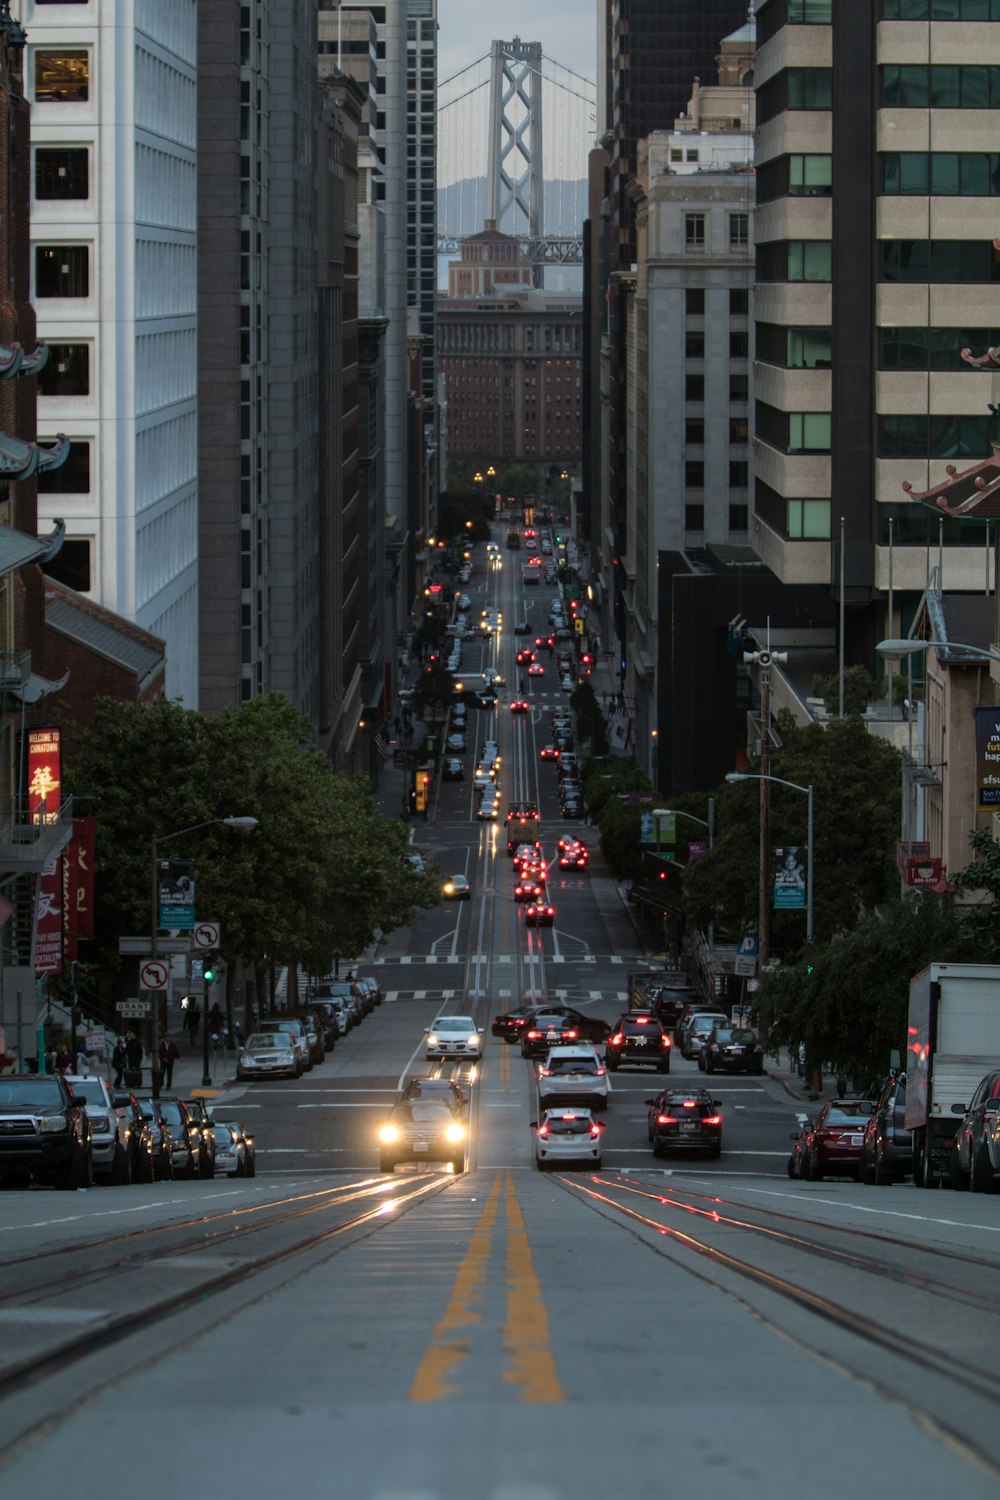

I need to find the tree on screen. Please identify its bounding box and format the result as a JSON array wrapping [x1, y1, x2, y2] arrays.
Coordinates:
[[596, 797, 646, 880], [811, 665, 877, 717], [949, 825, 1000, 957], [570, 679, 609, 756], [583, 757, 651, 819]]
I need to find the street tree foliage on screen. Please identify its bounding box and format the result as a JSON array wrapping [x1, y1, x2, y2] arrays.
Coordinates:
[[595, 797, 645, 880], [683, 714, 901, 951], [570, 679, 609, 757], [758, 895, 972, 1088], [67, 695, 440, 984], [947, 826, 1000, 957], [435, 492, 493, 541], [583, 756, 651, 820]]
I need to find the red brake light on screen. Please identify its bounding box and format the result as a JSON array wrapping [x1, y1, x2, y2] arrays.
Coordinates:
[[539, 1068, 552, 1077], [682, 1100, 696, 1109], [661, 1035, 671, 1047], [590, 1124, 602, 1138], [705, 1115, 722, 1126], [635, 1017, 649, 1025], [537, 1124, 549, 1138], [596, 1066, 605, 1076], [565, 1029, 578, 1039], [656, 1114, 676, 1126], [610, 1032, 623, 1046], [527, 1030, 540, 1040]]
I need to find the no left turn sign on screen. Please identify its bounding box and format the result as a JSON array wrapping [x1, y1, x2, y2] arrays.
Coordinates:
[[194, 921, 220, 950], [140, 959, 169, 991]]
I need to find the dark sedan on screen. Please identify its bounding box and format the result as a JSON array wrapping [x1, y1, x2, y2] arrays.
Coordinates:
[[519, 1007, 611, 1057], [699, 1026, 764, 1075], [491, 1004, 535, 1042], [647, 1088, 722, 1158], [521, 1013, 587, 1059]]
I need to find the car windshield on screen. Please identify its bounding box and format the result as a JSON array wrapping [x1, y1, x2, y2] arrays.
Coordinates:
[[246, 1033, 291, 1050], [826, 1103, 875, 1124], [0, 1080, 68, 1111], [392, 1103, 452, 1124], [432, 1017, 475, 1031], [262, 1020, 301, 1034], [63, 1079, 107, 1104], [547, 1057, 598, 1074]]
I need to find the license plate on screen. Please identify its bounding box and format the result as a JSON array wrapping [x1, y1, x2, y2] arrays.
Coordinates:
[[681, 1123, 699, 1133], [631, 1037, 647, 1047], [413, 1143, 428, 1152], [849, 1134, 863, 1146], [546, 1031, 559, 1040]]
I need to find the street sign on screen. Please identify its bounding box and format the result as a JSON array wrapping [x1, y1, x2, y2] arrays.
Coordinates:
[[139, 959, 169, 991], [119, 937, 190, 955], [116, 999, 152, 1017], [735, 931, 758, 978], [193, 920, 220, 950]]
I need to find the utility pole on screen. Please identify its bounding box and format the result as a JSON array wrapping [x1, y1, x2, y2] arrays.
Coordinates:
[[743, 646, 787, 1020]]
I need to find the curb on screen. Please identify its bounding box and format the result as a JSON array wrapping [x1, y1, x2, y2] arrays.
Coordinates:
[[765, 1067, 807, 1101]]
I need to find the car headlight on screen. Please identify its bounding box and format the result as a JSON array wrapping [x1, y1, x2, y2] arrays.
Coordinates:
[[380, 1125, 400, 1144], [444, 1124, 466, 1144], [427, 1034, 440, 1046], [90, 1116, 113, 1134], [279, 1051, 294, 1063], [466, 1034, 479, 1047], [39, 1114, 69, 1133]]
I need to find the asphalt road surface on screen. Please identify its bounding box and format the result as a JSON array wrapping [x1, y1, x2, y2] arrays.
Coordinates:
[[1, 539, 999, 1499]]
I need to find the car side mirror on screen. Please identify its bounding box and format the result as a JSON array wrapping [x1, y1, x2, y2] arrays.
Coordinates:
[[644, 1098, 656, 1106], [789, 1132, 800, 1141], [951, 1102, 968, 1114], [423, 1028, 430, 1034], [529, 1121, 537, 1129]]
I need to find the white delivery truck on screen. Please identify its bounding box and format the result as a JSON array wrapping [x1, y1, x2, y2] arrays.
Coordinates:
[[905, 962, 1000, 1187]]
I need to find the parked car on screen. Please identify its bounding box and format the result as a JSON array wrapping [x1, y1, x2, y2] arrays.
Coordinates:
[[787, 1121, 813, 1180], [155, 1096, 204, 1179], [950, 1067, 1000, 1193], [0, 1074, 93, 1190], [290, 1009, 326, 1065], [606, 1014, 672, 1072], [537, 1046, 609, 1111], [112, 1090, 156, 1184], [212, 1121, 252, 1177], [355, 975, 382, 1008], [238, 1029, 302, 1079], [679, 1010, 730, 1060], [859, 1072, 912, 1185], [135, 1095, 176, 1180], [531, 1108, 603, 1171], [64, 1075, 141, 1185], [646, 1087, 723, 1158], [182, 1098, 218, 1178], [699, 1026, 764, 1075], [256, 1016, 313, 1070], [798, 1098, 877, 1181], [378, 1102, 466, 1173]]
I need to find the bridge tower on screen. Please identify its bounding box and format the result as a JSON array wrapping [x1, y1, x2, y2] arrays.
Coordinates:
[[486, 37, 544, 287]]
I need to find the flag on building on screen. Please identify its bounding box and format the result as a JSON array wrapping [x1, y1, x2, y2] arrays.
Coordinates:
[[373, 733, 389, 760]]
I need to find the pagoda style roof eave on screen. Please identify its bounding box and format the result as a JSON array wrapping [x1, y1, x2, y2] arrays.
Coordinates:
[[902, 443, 1000, 516]]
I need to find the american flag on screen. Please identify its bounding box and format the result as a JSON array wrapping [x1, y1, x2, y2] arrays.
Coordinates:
[[373, 733, 389, 760]]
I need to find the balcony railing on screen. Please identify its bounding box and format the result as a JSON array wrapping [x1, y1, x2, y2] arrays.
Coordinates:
[[0, 794, 74, 874]]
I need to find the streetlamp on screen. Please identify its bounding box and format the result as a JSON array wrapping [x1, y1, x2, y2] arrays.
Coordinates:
[[486, 465, 496, 480], [726, 773, 814, 945], [150, 816, 258, 1097]]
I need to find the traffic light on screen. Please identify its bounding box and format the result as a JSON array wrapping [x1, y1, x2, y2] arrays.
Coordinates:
[[203, 953, 217, 984]]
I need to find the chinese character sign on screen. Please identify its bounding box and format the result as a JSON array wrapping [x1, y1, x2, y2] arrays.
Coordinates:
[[33, 857, 63, 976], [27, 727, 61, 824], [773, 845, 806, 910], [158, 859, 195, 931], [975, 708, 1000, 807], [65, 817, 96, 947]]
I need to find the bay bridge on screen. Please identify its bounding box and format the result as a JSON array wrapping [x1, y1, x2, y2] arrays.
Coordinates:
[[437, 36, 596, 282]]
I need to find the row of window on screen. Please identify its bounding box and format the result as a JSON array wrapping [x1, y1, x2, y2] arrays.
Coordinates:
[[687, 375, 749, 403], [683, 504, 750, 533], [685, 214, 749, 249], [882, 0, 1000, 17], [882, 65, 1000, 108], [685, 419, 750, 445], [753, 323, 1000, 372], [883, 153, 1000, 195], [684, 332, 750, 359], [685, 462, 750, 490], [754, 410, 1000, 459], [758, 240, 1000, 283], [686, 288, 750, 316]]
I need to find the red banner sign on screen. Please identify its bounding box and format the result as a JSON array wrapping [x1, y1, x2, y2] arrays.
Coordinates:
[[34, 857, 63, 976], [65, 816, 96, 945], [27, 726, 61, 824]]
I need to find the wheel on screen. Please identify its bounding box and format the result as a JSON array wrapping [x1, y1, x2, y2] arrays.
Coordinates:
[[136, 1145, 155, 1185], [110, 1138, 132, 1186], [971, 1138, 997, 1194], [787, 1155, 798, 1180], [651, 1140, 663, 1158], [201, 1155, 215, 1181], [809, 1154, 823, 1182], [58, 1143, 92, 1191], [697, 1055, 706, 1072], [535, 1158, 548, 1171], [156, 1151, 174, 1182], [379, 1153, 396, 1173], [709, 1145, 721, 1161], [450, 1155, 465, 1174], [800, 1151, 812, 1181], [949, 1146, 969, 1192], [873, 1152, 895, 1186], [658, 1059, 670, 1073], [705, 1058, 714, 1074], [859, 1148, 874, 1185]]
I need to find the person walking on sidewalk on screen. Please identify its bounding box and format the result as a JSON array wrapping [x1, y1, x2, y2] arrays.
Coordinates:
[[112, 1036, 126, 1089], [158, 1033, 180, 1090]]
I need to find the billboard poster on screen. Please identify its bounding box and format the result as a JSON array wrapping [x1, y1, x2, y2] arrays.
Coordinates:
[[975, 707, 1000, 806], [33, 857, 63, 976], [773, 845, 806, 910], [158, 858, 195, 931], [27, 726, 61, 824]]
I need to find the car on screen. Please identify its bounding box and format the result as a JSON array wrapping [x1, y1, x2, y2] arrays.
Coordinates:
[[182, 1098, 218, 1178], [425, 1014, 483, 1061], [540, 744, 560, 761], [0, 1074, 93, 1190], [558, 839, 589, 870], [799, 1098, 877, 1181], [537, 1045, 609, 1111], [354, 974, 383, 1010], [63, 1075, 141, 1185], [442, 757, 464, 782], [492, 1004, 536, 1041], [560, 798, 584, 819], [399, 1077, 467, 1114], [678, 1010, 729, 1060], [289, 1009, 326, 1064], [531, 1108, 603, 1171], [478, 797, 500, 821], [860, 1072, 912, 1186], [238, 1029, 302, 1079], [525, 900, 555, 927], [514, 620, 530, 635], [477, 690, 498, 709], [646, 1088, 723, 1158], [553, 731, 575, 751], [516, 649, 536, 665], [519, 859, 545, 883], [112, 1092, 157, 1182], [606, 1014, 672, 1072], [557, 754, 579, 779], [134, 1096, 177, 1181], [520, 1013, 582, 1058], [510, 699, 530, 713], [378, 1101, 467, 1173], [526, 662, 545, 678], [514, 878, 544, 903], [316, 997, 352, 1037], [155, 1096, 205, 1179], [212, 1121, 252, 1177], [220, 1118, 256, 1176], [445, 733, 466, 753], [950, 1068, 1000, 1192], [699, 1026, 764, 1075], [442, 874, 471, 900], [481, 740, 501, 765], [786, 1121, 814, 1179], [296, 1002, 338, 1052], [644, 985, 697, 1032], [511, 839, 542, 867], [256, 1016, 313, 1070], [473, 765, 496, 792]]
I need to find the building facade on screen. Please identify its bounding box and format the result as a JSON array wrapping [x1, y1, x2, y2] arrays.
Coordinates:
[[28, 0, 200, 704]]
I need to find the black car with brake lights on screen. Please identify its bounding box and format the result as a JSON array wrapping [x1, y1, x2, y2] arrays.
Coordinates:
[[646, 1087, 722, 1158], [699, 1026, 764, 1075], [492, 1004, 535, 1042], [521, 1012, 584, 1059], [606, 1014, 672, 1072], [517, 1006, 611, 1053], [525, 899, 556, 927]]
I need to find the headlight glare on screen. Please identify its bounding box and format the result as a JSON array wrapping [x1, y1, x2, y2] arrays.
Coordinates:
[[379, 1125, 400, 1144], [444, 1124, 465, 1144]]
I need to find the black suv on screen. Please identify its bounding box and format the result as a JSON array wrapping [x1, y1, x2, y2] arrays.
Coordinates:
[[646, 1087, 723, 1158], [606, 1014, 672, 1072], [0, 1074, 93, 1189], [859, 1071, 912, 1185]]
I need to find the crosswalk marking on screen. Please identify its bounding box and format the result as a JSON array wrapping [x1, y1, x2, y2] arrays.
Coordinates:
[[372, 954, 629, 967]]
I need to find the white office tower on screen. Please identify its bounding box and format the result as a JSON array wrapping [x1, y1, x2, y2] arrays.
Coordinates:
[[28, 0, 199, 704]]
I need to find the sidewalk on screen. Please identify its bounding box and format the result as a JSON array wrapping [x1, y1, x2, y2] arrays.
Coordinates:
[[764, 1047, 844, 1108]]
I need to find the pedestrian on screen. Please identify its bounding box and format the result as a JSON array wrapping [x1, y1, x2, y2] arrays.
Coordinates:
[[158, 1033, 180, 1090], [74, 1046, 90, 1078], [186, 1003, 200, 1046], [124, 1030, 143, 1079], [54, 1044, 71, 1076], [112, 1035, 126, 1088], [208, 1002, 224, 1035]]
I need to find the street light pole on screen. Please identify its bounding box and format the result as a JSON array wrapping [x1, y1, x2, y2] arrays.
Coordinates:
[[726, 773, 814, 944]]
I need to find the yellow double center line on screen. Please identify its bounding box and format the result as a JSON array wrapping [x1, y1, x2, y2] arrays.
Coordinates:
[[409, 1170, 565, 1403]]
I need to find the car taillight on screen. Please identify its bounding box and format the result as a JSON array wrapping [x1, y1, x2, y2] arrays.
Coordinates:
[[705, 1115, 722, 1126], [661, 1035, 671, 1048], [590, 1124, 602, 1138], [539, 1068, 552, 1077], [635, 1017, 649, 1025], [537, 1124, 549, 1138], [527, 1030, 540, 1040], [609, 1033, 623, 1046], [657, 1115, 676, 1126], [565, 1029, 578, 1039], [596, 1066, 605, 1076], [682, 1100, 696, 1109]]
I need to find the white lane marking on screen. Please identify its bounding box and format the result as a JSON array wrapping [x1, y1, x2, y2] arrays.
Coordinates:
[[0, 1307, 110, 1325], [296, 1102, 389, 1109], [695, 1180, 1000, 1234]]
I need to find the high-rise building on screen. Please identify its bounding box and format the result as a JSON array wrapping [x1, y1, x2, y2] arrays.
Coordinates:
[[29, 0, 200, 705]]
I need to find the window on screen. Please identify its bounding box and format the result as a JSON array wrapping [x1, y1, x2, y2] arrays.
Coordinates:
[[730, 374, 749, 402], [787, 328, 832, 367], [670, 147, 683, 163], [38, 441, 90, 493], [35, 246, 89, 298], [685, 419, 705, 445], [788, 413, 832, 452], [787, 67, 833, 109], [685, 331, 705, 358], [882, 64, 1000, 107], [789, 155, 832, 195], [730, 288, 749, 316], [730, 416, 749, 444], [685, 214, 705, 249], [729, 461, 749, 488], [881, 0, 1000, 17], [789, 0, 833, 17], [686, 288, 705, 314], [41, 538, 90, 592], [685, 461, 705, 488], [787, 499, 831, 539], [37, 343, 90, 397], [35, 51, 89, 102], [684, 504, 705, 531], [730, 213, 749, 246], [34, 148, 88, 200], [880, 240, 1000, 283], [686, 149, 700, 163], [730, 331, 749, 359], [787, 242, 832, 281], [685, 374, 704, 401], [729, 504, 750, 531]]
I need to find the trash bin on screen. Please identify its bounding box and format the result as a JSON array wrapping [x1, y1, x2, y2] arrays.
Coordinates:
[[124, 1068, 142, 1088]]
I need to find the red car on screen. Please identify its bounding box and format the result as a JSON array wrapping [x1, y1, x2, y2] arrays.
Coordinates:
[[510, 699, 530, 713], [527, 662, 545, 677], [799, 1098, 877, 1181], [525, 901, 555, 927], [514, 879, 544, 903]]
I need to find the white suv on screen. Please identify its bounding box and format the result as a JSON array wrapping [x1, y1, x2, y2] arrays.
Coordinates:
[[537, 1045, 609, 1111]]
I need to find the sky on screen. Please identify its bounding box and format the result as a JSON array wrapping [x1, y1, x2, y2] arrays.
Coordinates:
[[436, 0, 597, 99]]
